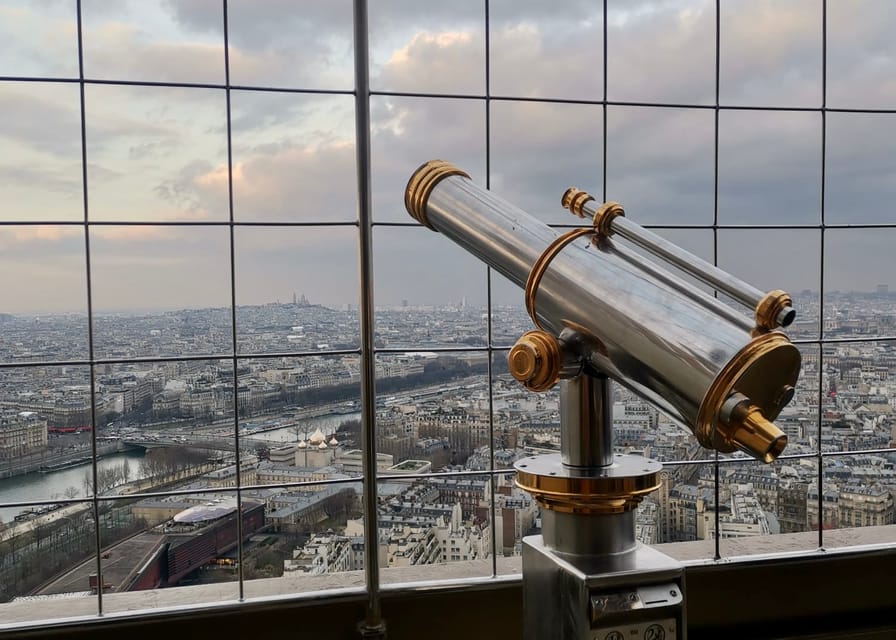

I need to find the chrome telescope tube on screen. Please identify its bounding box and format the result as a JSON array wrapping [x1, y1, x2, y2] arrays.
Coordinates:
[[405, 160, 801, 463], [563, 190, 796, 331]]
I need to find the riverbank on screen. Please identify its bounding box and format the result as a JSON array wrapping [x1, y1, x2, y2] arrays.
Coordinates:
[[0, 442, 135, 481], [3, 460, 217, 530]]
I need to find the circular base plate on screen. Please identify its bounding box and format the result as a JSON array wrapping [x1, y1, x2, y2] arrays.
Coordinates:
[[514, 453, 662, 514]]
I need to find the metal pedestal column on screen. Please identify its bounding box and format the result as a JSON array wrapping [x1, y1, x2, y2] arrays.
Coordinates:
[[516, 376, 685, 640]]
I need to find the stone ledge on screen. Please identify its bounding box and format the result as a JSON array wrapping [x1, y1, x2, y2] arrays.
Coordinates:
[[1, 525, 893, 628]]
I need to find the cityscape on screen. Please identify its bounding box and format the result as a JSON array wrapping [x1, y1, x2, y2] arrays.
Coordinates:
[[0, 289, 894, 603], [1, 0, 893, 636]]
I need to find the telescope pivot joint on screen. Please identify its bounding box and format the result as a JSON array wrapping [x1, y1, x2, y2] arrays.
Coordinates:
[[508, 330, 563, 392], [508, 330, 586, 393]]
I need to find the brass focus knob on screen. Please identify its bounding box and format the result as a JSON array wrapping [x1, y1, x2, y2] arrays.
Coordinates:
[[508, 330, 561, 392]]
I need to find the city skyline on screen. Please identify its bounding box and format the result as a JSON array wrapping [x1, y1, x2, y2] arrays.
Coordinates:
[[0, 284, 892, 317], [0, 290, 892, 599]]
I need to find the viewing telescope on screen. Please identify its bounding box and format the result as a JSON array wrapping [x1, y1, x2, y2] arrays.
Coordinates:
[[405, 160, 802, 640], [405, 160, 800, 465]]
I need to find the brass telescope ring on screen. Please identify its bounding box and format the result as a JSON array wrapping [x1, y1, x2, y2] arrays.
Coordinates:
[[525, 228, 595, 329], [404, 159, 470, 230]]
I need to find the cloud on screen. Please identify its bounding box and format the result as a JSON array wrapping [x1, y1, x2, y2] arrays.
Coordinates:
[[163, 0, 354, 89], [375, 30, 484, 93], [0, 84, 85, 222], [0, 226, 87, 314], [82, 21, 225, 83], [90, 226, 175, 242], [719, 0, 822, 106], [231, 142, 357, 222], [0, 226, 81, 246], [825, 113, 896, 224], [717, 110, 822, 225], [234, 226, 360, 308], [88, 226, 232, 312], [195, 92, 357, 222], [606, 2, 716, 104], [824, 229, 896, 293], [0, 84, 82, 156], [827, 0, 896, 109], [84, 84, 228, 222], [3, 0, 896, 315], [0, 163, 81, 198], [0, 1, 79, 77], [489, 21, 603, 100]]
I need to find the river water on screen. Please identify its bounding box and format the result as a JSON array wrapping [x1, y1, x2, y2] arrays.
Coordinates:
[[250, 411, 360, 444], [0, 411, 361, 524], [0, 451, 147, 523]]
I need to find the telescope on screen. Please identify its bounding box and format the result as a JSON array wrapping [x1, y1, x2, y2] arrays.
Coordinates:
[[404, 160, 802, 640]]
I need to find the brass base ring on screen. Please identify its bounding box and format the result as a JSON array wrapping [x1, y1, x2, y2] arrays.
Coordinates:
[[514, 453, 662, 515]]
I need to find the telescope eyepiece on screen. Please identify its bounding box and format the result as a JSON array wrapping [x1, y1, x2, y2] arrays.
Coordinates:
[[719, 393, 789, 463]]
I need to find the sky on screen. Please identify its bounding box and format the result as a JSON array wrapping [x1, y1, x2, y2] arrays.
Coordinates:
[[0, 0, 894, 315]]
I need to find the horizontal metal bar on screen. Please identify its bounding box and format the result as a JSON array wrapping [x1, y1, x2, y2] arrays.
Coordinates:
[[794, 335, 896, 345], [0, 220, 359, 228], [2, 219, 895, 231], [0, 348, 364, 370], [377, 220, 896, 232], [2, 76, 895, 114], [1, 334, 890, 371], [0, 75, 355, 95], [821, 447, 896, 459], [373, 345, 491, 354]]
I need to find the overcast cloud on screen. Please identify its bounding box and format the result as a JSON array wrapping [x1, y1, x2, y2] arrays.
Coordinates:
[[0, 0, 893, 315]]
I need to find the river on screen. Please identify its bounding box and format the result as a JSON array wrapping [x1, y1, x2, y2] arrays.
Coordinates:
[[0, 411, 362, 524], [250, 411, 361, 444], [0, 451, 147, 523]]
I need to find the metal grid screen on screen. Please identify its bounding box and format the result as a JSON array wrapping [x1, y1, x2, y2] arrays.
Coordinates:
[[0, 0, 896, 624]]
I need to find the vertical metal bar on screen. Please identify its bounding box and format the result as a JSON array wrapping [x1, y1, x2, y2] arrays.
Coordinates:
[[223, 0, 246, 599], [75, 0, 104, 615], [602, 0, 608, 202], [483, 0, 498, 579], [353, 0, 384, 634], [817, 0, 828, 550], [712, 0, 722, 562]]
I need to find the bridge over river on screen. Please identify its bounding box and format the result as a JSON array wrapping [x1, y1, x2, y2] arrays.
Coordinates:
[[122, 434, 272, 452]]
